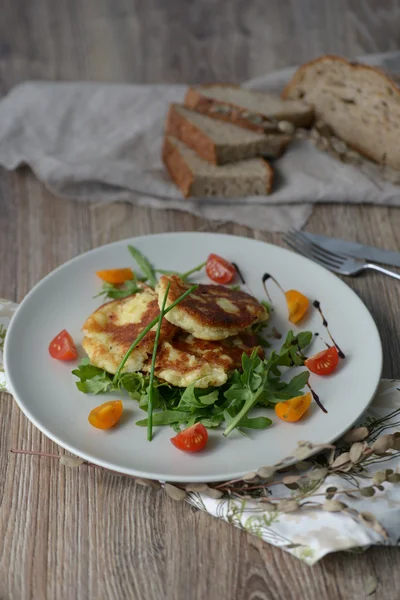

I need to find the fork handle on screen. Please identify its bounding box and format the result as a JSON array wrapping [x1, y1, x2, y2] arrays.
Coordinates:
[[365, 263, 400, 281]]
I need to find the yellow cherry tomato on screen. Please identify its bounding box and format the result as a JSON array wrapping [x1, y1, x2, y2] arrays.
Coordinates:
[[96, 268, 134, 284], [275, 392, 312, 422], [285, 290, 309, 324], [88, 400, 123, 430]]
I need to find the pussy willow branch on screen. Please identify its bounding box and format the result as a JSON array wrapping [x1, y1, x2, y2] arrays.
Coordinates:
[[9, 447, 398, 502], [10, 449, 62, 459], [10, 449, 118, 474]]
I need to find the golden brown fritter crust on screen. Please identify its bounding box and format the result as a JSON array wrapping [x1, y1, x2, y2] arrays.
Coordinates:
[[157, 275, 268, 340], [82, 285, 177, 373], [143, 330, 264, 387]]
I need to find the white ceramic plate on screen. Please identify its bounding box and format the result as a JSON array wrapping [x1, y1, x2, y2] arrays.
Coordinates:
[[5, 233, 382, 482]]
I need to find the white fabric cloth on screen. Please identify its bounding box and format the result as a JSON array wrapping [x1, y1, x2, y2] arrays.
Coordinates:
[[0, 52, 400, 231], [1, 298, 400, 564]]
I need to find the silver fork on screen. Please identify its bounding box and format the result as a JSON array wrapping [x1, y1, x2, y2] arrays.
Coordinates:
[[284, 229, 400, 280]]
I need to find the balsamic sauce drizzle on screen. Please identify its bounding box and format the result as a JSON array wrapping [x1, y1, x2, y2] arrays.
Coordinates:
[[232, 263, 246, 284], [307, 382, 328, 414], [297, 343, 306, 359], [262, 272, 286, 302], [260, 277, 341, 415], [262, 273, 272, 301], [313, 300, 345, 359]]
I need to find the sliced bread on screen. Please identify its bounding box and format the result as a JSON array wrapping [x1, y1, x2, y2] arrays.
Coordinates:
[[162, 135, 273, 198], [165, 104, 291, 165], [184, 84, 314, 133], [282, 55, 400, 169]]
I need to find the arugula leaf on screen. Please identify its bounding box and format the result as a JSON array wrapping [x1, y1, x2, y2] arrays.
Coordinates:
[[72, 359, 114, 394], [94, 278, 144, 300], [297, 331, 313, 350], [261, 300, 272, 314], [258, 371, 310, 405], [198, 390, 219, 405], [76, 376, 112, 395], [223, 352, 269, 436], [254, 332, 271, 349], [128, 245, 157, 287], [273, 330, 313, 367], [223, 408, 271, 431], [236, 416, 272, 429], [117, 372, 149, 400], [197, 416, 224, 428], [276, 371, 310, 399], [136, 410, 192, 427], [177, 384, 219, 411], [251, 320, 269, 349], [223, 330, 312, 436], [73, 326, 312, 437]]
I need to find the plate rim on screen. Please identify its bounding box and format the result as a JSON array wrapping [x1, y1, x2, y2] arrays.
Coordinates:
[[4, 231, 383, 482]]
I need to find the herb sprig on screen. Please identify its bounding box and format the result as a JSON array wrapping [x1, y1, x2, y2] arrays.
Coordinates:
[[112, 284, 198, 381], [94, 276, 146, 300], [156, 261, 206, 281], [74, 330, 312, 437], [97, 246, 205, 301], [128, 245, 157, 287], [76, 245, 314, 441], [147, 282, 170, 441]]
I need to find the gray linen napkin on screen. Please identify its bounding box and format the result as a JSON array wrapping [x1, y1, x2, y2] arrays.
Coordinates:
[[0, 51, 399, 231]]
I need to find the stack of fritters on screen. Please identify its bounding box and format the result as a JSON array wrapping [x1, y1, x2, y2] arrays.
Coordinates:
[[82, 275, 269, 388]]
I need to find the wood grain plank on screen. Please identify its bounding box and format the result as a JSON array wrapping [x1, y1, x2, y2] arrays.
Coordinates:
[[2, 1, 400, 599]]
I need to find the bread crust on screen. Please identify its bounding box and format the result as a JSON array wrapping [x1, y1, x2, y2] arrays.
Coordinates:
[[185, 87, 269, 134], [166, 103, 290, 164], [162, 136, 274, 198], [282, 54, 400, 100], [282, 54, 400, 167], [263, 160, 274, 194], [166, 104, 218, 164], [185, 85, 313, 130], [162, 136, 194, 197]]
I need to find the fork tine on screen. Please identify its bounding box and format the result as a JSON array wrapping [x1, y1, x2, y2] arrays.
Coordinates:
[[284, 238, 342, 273], [284, 238, 341, 273], [289, 229, 349, 262], [285, 231, 343, 269], [286, 233, 341, 268], [284, 235, 339, 273], [288, 230, 344, 265]]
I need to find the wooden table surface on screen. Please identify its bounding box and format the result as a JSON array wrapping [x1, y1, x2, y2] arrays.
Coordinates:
[[1, 1, 400, 598]]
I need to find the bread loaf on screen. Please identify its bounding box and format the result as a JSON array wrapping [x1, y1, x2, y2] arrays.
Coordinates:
[[185, 84, 314, 132], [166, 104, 291, 165], [162, 135, 274, 198], [282, 55, 400, 169]]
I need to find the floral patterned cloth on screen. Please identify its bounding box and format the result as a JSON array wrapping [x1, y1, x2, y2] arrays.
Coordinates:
[[0, 299, 18, 391], [1, 298, 399, 564], [186, 382, 400, 564]]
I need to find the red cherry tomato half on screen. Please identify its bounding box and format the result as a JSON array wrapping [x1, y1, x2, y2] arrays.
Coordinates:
[[305, 346, 339, 376], [171, 423, 209, 453], [206, 254, 236, 284], [49, 329, 78, 361]]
